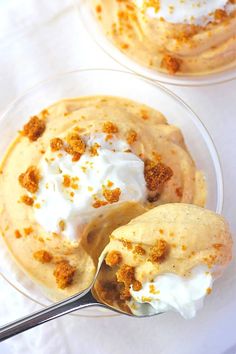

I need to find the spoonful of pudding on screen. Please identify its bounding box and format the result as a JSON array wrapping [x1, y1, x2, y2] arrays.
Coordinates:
[[0, 203, 232, 341]]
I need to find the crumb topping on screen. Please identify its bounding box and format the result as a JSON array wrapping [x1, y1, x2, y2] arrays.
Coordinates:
[[105, 250, 122, 267], [132, 280, 142, 291], [14, 230, 22, 239], [53, 260, 76, 289], [102, 121, 119, 134], [144, 160, 173, 191], [66, 133, 86, 156], [89, 143, 101, 156], [103, 187, 121, 203], [92, 200, 108, 208], [206, 287, 212, 295], [116, 264, 142, 300], [214, 9, 227, 21], [62, 175, 71, 188], [161, 54, 182, 75], [19, 166, 40, 193], [23, 116, 46, 141], [126, 129, 137, 145], [50, 138, 64, 152], [24, 227, 33, 236], [149, 239, 169, 263], [33, 250, 53, 263], [21, 195, 34, 206], [133, 245, 146, 256], [119, 238, 133, 250]]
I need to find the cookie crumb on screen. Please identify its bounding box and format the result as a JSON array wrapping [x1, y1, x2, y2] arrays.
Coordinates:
[[33, 250, 53, 263], [53, 260, 76, 289], [23, 116, 46, 141]]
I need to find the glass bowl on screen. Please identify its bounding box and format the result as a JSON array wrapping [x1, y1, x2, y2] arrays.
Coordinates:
[[77, 0, 236, 87], [0, 69, 223, 317]]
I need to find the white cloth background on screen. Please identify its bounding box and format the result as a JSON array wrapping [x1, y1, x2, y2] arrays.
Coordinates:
[[0, 1, 236, 353]]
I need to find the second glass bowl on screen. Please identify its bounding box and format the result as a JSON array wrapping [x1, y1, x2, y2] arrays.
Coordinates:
[[77, 0, 236, 87], [0, 69, 223, 317]]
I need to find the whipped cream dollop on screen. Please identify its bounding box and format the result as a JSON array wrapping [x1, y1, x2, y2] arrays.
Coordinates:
[[34, 133, 146, 241], [134, 0, 236, 26], [129, 266, 213, 319]]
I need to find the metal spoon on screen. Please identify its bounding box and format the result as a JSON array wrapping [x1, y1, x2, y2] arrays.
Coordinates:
[[0, 258, 137, 342]]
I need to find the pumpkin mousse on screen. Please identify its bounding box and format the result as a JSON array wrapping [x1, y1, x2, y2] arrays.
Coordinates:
[[92, 0, 236, 76], [94, 203, 233, 318], [0, 96, 205, 301]]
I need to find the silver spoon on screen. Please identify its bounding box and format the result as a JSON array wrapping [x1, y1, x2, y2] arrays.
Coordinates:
[[0, 258, 140, 342]]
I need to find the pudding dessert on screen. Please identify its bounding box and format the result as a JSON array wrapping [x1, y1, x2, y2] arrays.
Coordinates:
[[94, 204, 233, 319], [92, 0, 236, 75], [0, 96, 205, 301]]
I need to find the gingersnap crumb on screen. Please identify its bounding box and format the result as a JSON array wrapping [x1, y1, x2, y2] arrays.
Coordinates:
[[116, 264, 135, 286], [18, 166, 40, 193], [116, 264, 142, 300], [103, 188, 121, 203], [24, 227, 33, 236], [121, 239, 133, 250], [161, 54, 182, 75], [23, 116, 46, 141], [15, 230, 22, 239], [133, 245, 146, 256], [206, 287, 212, 295], [65, 133, 86, 159], [132, 280, 142, 291], [89, 143, 101, 156], [21, 195, 34, 206], [102, 121, 118, 134], [126, 129, 137, 145], [144, 160, 173, 191], [149, 239, 169, 263], [92, 200, 108, 208], [96, 4, 102, 13], [53, 260, 76, 289], [214, 9, 227, 21], [50, 138, 64, 152], [105, 250, 122, 267], [33, 250, 53, 263], [62, 175, 71, 188]]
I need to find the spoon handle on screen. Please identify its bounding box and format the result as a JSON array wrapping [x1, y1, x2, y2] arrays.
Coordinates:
[[0, 289, 102, 342]]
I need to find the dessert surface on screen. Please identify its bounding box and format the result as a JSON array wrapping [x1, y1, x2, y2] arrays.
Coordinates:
[[92, 0, 236, 75], [0, 96, 205, 301]]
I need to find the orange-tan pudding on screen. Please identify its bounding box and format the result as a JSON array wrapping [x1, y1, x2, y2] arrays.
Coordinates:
[[0, 95, 208, 311], [92, 0, 236, 76]]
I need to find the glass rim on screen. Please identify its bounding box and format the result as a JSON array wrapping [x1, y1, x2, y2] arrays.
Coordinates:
[[77, 0, 236, 87], [0, 68, 224, 316]]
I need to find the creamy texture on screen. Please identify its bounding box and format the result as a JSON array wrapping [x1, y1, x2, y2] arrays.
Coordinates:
[[129, 265, 213, 319], [93, 0, 236, 75], [35, 133, 146, 241], [135, 0, 236, 26]]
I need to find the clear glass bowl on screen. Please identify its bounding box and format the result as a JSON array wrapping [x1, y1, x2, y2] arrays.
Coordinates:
[[77, 0, 236, 87], [0, 69, 223, 317]]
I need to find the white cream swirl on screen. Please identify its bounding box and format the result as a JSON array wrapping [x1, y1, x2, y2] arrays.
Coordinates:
[[34, 134, 147, 241], [134, 0, 236, 26], [129, 266, 213, 319]]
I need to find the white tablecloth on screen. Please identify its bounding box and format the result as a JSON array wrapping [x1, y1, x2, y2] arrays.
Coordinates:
[[0, 1, 236, 353]]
